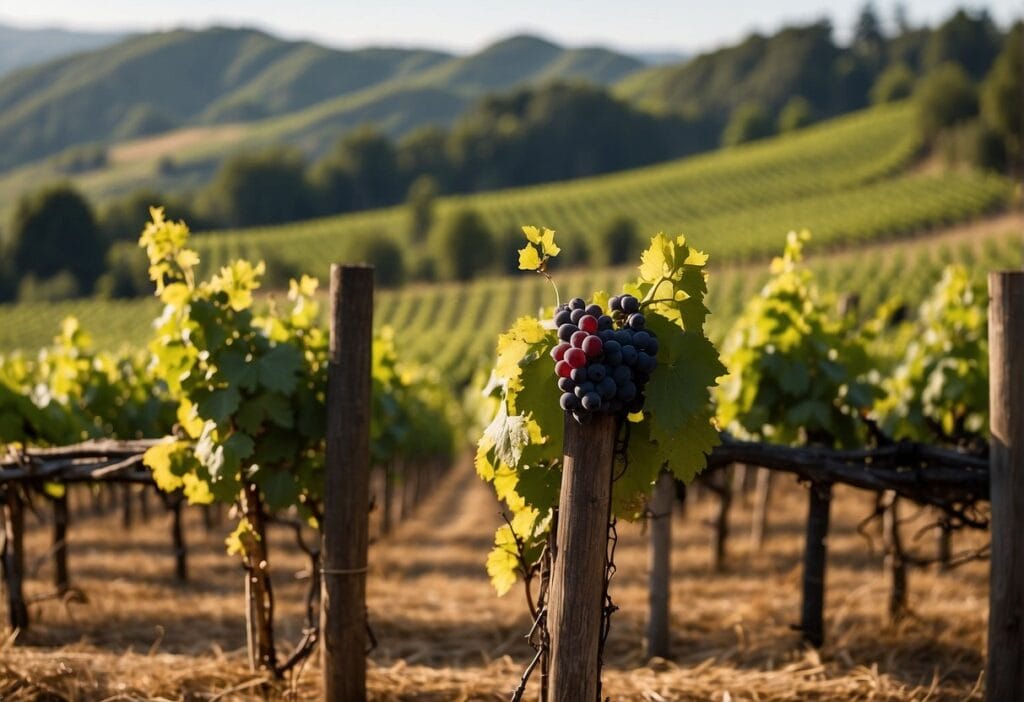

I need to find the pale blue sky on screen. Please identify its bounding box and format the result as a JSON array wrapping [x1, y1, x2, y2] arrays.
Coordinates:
[[0, 1, 1019, 54]]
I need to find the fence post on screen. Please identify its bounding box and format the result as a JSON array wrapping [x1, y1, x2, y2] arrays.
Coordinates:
[[53, 492, 69, 594], [547, 412, 617, 702], [800, 480, 832, 647], [2, 487, 28, 631], [322, 265, 373, 702], [646, 470, 674, 659], [986, 271, 1024, 701]]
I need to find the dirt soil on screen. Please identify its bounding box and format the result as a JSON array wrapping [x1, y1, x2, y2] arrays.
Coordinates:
[[0, 459, 989, 701]]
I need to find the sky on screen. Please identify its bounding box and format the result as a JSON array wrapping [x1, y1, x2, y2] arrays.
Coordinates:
[[0, 0, 1020, 54]]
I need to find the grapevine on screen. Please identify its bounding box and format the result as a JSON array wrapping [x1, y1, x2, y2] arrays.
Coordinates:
[[477, 225, 725, 596]]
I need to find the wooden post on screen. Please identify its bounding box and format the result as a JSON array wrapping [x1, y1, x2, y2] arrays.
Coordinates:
[[241, 481, 275, 672], [171, 498, 187, 582], [2, 488, 28, 631], [646, 471, 674, 660], [322, 264, 373, 702], [986, 271, 1024, 701], [710, 467, 733, 572], [750, 468, 773, 549], [547, 413, 617, 702], [882, 491, 907, 621], [800, 481, 832, 647], [121, 483, 133, 528], [53, 493, 69, 593]]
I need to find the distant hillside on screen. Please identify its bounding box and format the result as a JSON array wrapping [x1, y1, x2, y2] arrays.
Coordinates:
[[0, 22, 124, 78], [0, 28, 644, 172], [615, 23, 854, 119]]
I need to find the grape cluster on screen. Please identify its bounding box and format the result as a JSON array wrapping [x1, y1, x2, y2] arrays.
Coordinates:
[[550, 294, 658, 421]]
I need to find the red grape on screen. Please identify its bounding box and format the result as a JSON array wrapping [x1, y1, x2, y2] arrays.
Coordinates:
[[579, 315, 598, 333], [582, 335, 603, 358], [565, 347, 586, 369]]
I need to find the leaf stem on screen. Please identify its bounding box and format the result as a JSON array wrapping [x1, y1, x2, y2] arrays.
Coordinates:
[[641, 276, 673, 306], [540, 270, 561, 310]]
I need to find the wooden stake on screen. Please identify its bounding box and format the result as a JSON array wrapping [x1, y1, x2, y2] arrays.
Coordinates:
[[53, 493, 69, 594], [2, 488, 28, 631], [646, 470, 674, 660], [800, 481, 831, 647], [882, 491, 907, 621], [986, 271, 1024, 701], [321, 264, 373, 702], [750, 468, 773, 549], [171, 498, 187, 582], [546, 412, 617, 702]]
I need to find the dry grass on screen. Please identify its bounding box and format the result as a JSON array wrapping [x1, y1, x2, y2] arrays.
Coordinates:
[[1, 461, 989, 701]]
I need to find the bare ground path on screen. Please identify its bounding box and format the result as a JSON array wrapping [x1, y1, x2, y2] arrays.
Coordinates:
[[1, 457, 992, 700]]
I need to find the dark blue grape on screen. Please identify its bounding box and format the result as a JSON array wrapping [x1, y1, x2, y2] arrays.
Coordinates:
[[604, 350, 622, 366], [609, 296, 622, 312], [585, 304, 602, 318], [570, 297, 586, 310], [597, 377, 617, 400], [637, 351, 656, 373], [582, 392, 602, 411], [616, 380, 637, 402], [621, 345, 638, 366], [633, 331, 651, 351], [558, 323, 577, 342], [570, 366, 589, 383], [554, 309, 572, 326], [558, 377, 575, 393], [574, 381, 595, 399], [627, 313, 646, 330], [621, 295, 639, 314], [614, 330, 632, 346], [603, 339, 621, 354], [560, 393, 578, 411], [597, 315, 613, 330], [570, 309, 585, 324], [598, 329, 615, 342], [588, 363, 607, 382], [646, 337, 659, 356], [612, 365, 631, 385]]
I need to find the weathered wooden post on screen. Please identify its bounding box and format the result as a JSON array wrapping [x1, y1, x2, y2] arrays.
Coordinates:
[[170, 496, 188, 582], [986, 271, 1024, 701], [53, 492, 69, 593], [800, 480, 832, 647], [750, 467, 772, 548], [2, 487, 28, 631], [546, 413, 617, 702], [882, 491, 907, 622], [322, 265, 373, 702], [646, 470, 674, 659]]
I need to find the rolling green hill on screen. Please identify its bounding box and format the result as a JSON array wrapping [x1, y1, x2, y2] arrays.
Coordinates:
[[174, 103, 1010, 281], [0, 29, 643, 173]]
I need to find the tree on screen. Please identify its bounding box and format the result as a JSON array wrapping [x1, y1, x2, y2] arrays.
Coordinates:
[[853, 2, 885, 67], [312, 126, 401, 213], [203, 147, 314, 227], [598, 217, 639, 266], [348, 235, 405, 288], [6, 183, 105, 295], [924, 9, 1001, 80], [406, 175, 439, 243], [722, 101, 774, 146], [432, 209, 493, 281], [870, 62, 916, 104], [981, 24, 1023, 174], [915, 62, 979, 139], [100, 189, 197, 242], [777, 96, 814, 132]]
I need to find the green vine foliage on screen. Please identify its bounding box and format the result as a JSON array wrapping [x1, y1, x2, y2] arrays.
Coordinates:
[[476, 228, 725, 595], [716, 231, 877, 448], [0, 318, 174, 447], [138, 208, 456, 544], [140, 207, 327, 516], [874, 265, 988, 444]]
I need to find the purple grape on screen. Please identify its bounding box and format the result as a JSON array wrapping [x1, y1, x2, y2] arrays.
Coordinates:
[[558, 323, 577, 342], [554, 309, 572, 326], [621, 295, 639, 314], [627, 313, 646, 330], [558, 377, 574, 393], [560, 393, 579, 411], [582, 392, 602, 411], [570, 297, 586, 310], [585, 304, 603, 318], [588, 363, 607, 382], [570, 309, 585, 324], [570, 366, 589, 383]]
